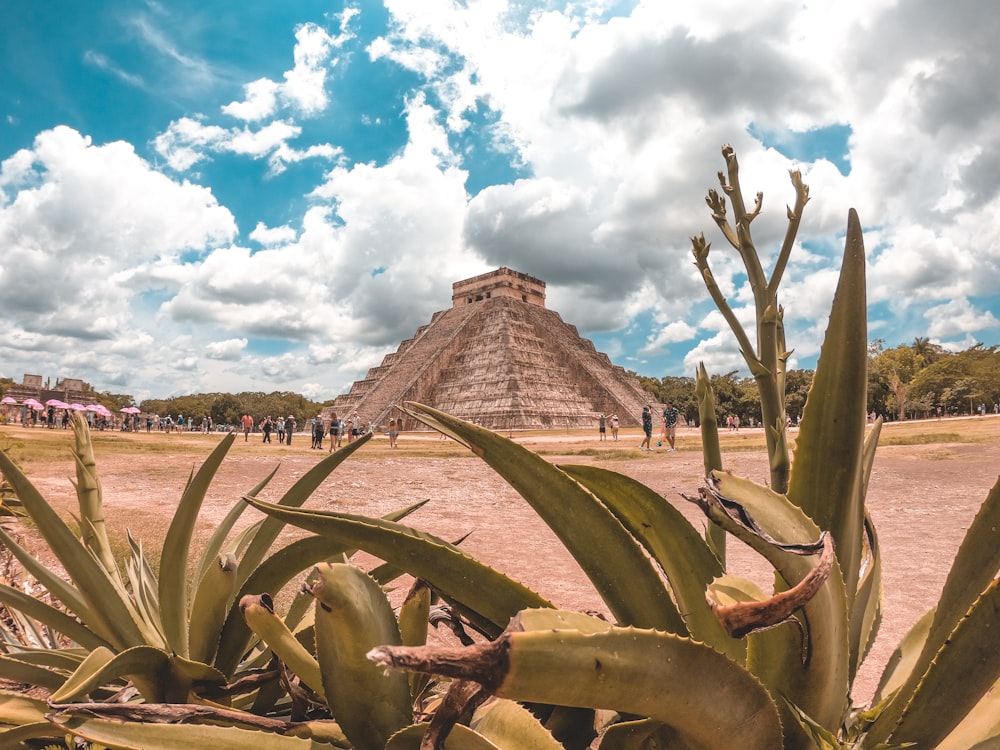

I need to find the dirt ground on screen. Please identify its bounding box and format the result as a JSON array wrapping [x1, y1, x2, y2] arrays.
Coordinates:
[[3, 415, 999, 707]]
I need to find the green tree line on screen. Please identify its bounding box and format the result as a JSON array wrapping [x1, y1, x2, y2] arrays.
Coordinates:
[[868, 339, 1000, 420], [635, 370, 814, 428], [138, 391, 328, 428], [635, 340, 1000, 427]]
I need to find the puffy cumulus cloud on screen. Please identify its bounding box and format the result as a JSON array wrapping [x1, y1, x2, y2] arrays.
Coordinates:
[[682, 331, 747, 378], [250, 222, 297, 247], [222, 21, 350, 121], [154, 117, 341, 175], [925, 298, 1000, 340], [157, 18, 349, 175], [640, 321, 698, 356], [151, 94, 473, 372], [0, 127, 235, 343], [204, 338, 248, 361]]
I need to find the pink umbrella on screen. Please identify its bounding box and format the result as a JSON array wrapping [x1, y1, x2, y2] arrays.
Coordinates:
[[1, 396, 16, 405], [120, 406, 141, 414], [23, 398, 42, 409], [68, 403, 88, 411], [46, 399, 69, 408]]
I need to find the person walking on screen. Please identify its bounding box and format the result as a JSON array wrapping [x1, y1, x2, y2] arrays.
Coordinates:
[[662, 400, 680, 452], [241, 413, 253, 441], [328, 412, 340, 452], [276, 416, 285, 444], [262, 416, 273, 443], [640, 406, 653, 451]]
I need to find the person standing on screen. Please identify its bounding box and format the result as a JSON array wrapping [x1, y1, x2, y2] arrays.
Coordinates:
[[662, 400, 680, 452], [276, 416, 286, 444], [640, 406, 653, 451], [241, 413, 253, 442], [610, 414, 619, 441], [262, 416, 273, 443], [388, 418, 399, 448], [285, 415, 296, 445], [328, 413, 340, 452], [311, 417, 325, 449], [598, 413, 607, 441]]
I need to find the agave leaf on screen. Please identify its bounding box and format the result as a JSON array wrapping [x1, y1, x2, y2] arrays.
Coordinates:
[[192, 464, 278, 588], [787, 209, 869, 610], [70, 413, 120, 584], [124, 530, 163, 636], [849, 512, 883, 683], [399, 402, 684, 633], [599, 717, 681, 750], [49, 646, 116, 703], [888, 579, 1000, 748], [241, 594, 324, 700], [213, 500, 428, 677], [0, 654, 68, 690], [244, 497, 552, 636], [46, 715, 337, 750], [0, 689, 48, 726], [0, 649, 86, 671], [871, 606, 934, 705], [866, 477, 1000, 747], [398, 581, 431, 648], [311, 563, 412, 750], [0, 527, 93, 631], [158, 431, 237, 658], [561, 464, 740, 660], [0, 722, 66, 748], [695, 471, 849, 739], [370, 619, 783, 750], [0, 450, 150, 650], [398, 581, 432, 698], [236, 433, 373, 590], [934, 675, 1000, 750], [696, 362, 727, 562], [471, 698, 564, 749], [514, 608, 612, 634], [0, 583, 110, 651], [386, 723, 500, 750], [188, 553, 239, 665], [49, 644, 225, 704]]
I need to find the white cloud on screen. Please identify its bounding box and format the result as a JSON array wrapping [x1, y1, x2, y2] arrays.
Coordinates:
[[204, 338, 248, 360], [925, 298, 1000, 339], [249, 222, 297, 246]]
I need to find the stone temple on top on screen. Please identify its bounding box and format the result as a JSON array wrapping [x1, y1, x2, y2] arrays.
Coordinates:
[[323, 267, 654, 430]]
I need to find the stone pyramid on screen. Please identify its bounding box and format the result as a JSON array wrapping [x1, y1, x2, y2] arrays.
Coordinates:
[[323, 268, 654, 431]]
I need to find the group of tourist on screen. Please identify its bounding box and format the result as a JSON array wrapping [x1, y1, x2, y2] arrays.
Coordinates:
[[241, 414, 298, 444], [637, 401, 680, 452], [321, 412, 369, 451], [596, 413, 620, 441]]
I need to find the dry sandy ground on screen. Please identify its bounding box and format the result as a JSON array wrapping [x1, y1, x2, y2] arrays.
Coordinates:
[[3, 416, 999, 706]]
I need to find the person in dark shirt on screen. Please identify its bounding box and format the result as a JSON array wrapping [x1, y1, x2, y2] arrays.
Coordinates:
[[662, 401, 680, 452], [640, 406, 653, 451]]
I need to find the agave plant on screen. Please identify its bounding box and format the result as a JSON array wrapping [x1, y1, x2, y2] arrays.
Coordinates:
[[0, 420, 440, 747]]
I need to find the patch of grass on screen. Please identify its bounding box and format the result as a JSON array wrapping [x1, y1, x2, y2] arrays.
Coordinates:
[[879, 432, 966, 446]]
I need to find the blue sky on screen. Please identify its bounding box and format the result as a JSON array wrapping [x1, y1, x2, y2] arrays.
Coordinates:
[[2, 0, 999, 401]]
